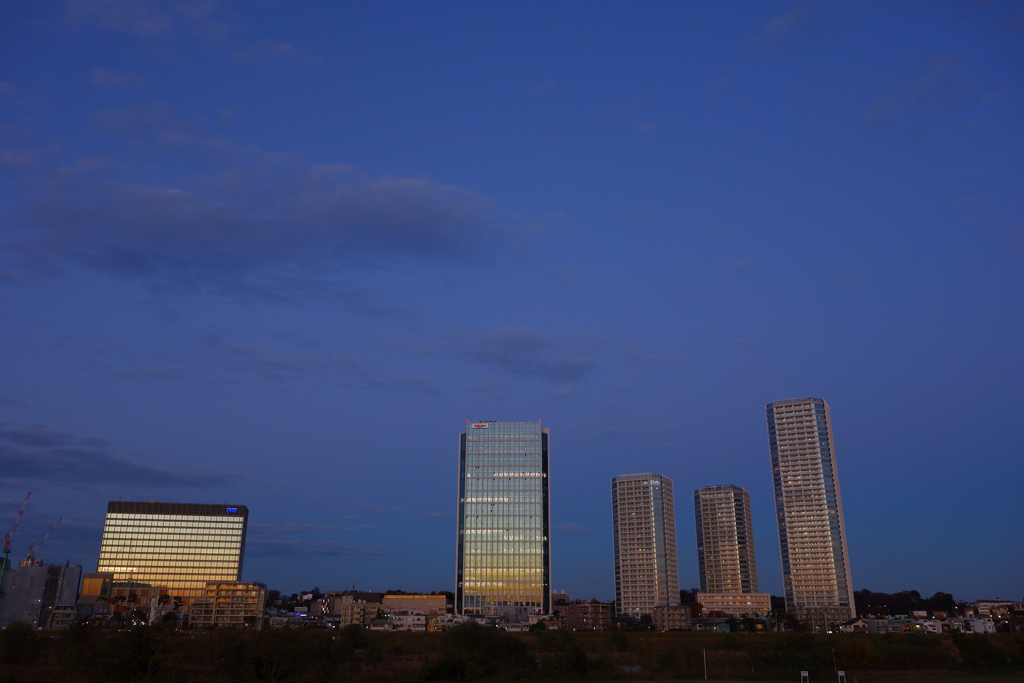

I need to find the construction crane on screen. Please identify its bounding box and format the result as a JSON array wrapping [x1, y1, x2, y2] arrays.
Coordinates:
[[26, 516, 62, 563], [0, 492, 31, 596]]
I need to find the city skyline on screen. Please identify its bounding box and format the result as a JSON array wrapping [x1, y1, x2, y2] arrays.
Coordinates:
[[1, 2, 1022, 602]]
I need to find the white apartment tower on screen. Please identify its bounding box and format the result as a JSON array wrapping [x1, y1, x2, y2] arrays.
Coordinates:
[[766, 397, 855, 624], [693, 485, 758, 594], [611, 473, 680, 619]]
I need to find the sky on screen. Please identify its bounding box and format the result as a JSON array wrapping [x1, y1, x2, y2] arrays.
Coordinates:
[[1, 1, 1022, 603]]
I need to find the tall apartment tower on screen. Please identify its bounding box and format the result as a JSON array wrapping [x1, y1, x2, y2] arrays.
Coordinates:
[[456, 420, 550, 622], [611, 473, 680, 619], [96, 501, 248, 605], [694, 485, 758, 594], [767, 397, 856, 624]]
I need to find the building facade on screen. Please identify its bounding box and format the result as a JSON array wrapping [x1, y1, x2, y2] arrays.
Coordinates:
[[456, 420, 551, 621], [381, 594, 448, 615], [653, 604, 692, 632], [189, 581, 266, 629], [561, 601, 614, 631], [767, 397, 855, 623], [0, 561, 82, 629], [695, 592, 771, 618], [693, 485, 759, 594], [96, 501, 248, 605], [611, 473, 680, 619]]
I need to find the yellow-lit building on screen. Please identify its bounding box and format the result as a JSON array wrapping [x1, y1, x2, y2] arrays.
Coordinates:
[[96, 501, 248, 606], [456, 421, 551, 623], [381, 594, 448, 615], [696, 592, 771, 617]]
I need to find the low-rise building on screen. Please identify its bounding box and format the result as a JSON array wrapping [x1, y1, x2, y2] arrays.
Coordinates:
[[974, 600, 1017, 618], [382, 594, 447, 615], [428, 613, 471, 631], [696, 592, 771, 618], [47, 605, 78, 630], [388, 610, 427, 631], [561, 601, 613, 631], [322, 591, 383, 627], [653, 604, 692, 632], [189, 582, 266, 629]]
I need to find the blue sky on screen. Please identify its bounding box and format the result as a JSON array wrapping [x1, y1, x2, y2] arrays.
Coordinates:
[[1, 1, 1022, 602]]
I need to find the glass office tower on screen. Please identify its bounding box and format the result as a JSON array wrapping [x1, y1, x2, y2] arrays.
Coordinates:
[[96, 501, 248, 603], [456, 421, 550, 621], [767, 397, 855, 625], [611, 473, 680, 619]]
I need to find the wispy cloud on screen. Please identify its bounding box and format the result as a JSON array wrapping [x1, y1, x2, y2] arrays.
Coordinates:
[[0, 397, 28, 409], [67, 0, 234, 44], [0, 150, 39, 170], [0, 422, 228, 488], [451, 327, 595, 383], [231, 40, 293, 64], [553, 522, 587, 533], [749, 4, 814, 52], [78, 334, 360, 386], [862, 55, 971, 128], [90, 68, 145, 89], [245, 521, 394, 557], [5, 104, 510, 305]]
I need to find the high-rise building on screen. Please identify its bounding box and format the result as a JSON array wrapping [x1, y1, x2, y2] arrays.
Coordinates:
[[693, 485, 771, 618], [96, 501, 248, 605], [456, 420, 550, 621], [767, 397, 855, 624], [0, 561, 82, 629], [611, 473, 680, 619], [693, 485, 758, 594]]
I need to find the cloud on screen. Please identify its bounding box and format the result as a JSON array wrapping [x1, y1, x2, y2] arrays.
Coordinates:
[[750, 4, 814, 51], [5, 104, 507, 302], [836, 271, 861, 285], [245, 521, 394, 557], [246, 538, 394, 557], [0, 150, 38, 170], [633, 120, 654, 134], [0, 422, 229, 488], [78, 334, 360, 385], [553, 522, 587, 533], [90, 68, 145, 89], [0, 397, 28, 408], [66, 0, 233, 43], [67, 0, 175, 36], [548, 264, 579, 284], [418, 511, 452, 519], [231, 40, 293, 63], [453, 327, 595, 383], [530, 79, 557, 97], [862, 55, 970, 128]]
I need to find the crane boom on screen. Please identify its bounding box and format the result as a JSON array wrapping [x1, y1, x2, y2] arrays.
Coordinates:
[[1, 491, 31, 596], [27, 517, 62, 560], [3, 491, 31, 552]]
